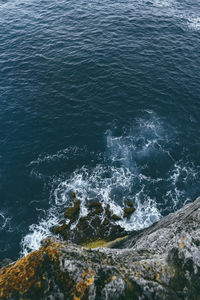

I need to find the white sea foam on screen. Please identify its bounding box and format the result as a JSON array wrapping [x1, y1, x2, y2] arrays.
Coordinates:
[[0, 211, 11, 232], [151, 0, 175, 8], [187, 16, 200, 31], [29, 146, 85, 166], [52, 161, 163, 232], [142, 0, 200, 31], [21, 208, 59, 256], [0, 212, 7, 231], [118, 197, 161, 231], [21, 115, 199, 255], [21, 118, 164, 254], [21, 161, 163, 256], [164, 160, 200, 210], [53, 165, 134, 211]]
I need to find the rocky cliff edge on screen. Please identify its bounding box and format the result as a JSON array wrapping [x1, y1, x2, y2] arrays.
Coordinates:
[[1, 197, 200, 300]]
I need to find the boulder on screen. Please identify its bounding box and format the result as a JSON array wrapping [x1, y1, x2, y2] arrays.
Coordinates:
[[111, 214, 121, 221], [64, 199, 80, 224], [124, 207, 135, 217]]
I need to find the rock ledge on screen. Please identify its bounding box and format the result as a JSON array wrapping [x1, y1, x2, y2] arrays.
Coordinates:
[[1, 197, 200, 299]]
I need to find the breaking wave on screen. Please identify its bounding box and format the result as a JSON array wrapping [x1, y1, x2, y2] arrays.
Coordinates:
[[21, 114, 200, 255], [143, 0, 200, 31]]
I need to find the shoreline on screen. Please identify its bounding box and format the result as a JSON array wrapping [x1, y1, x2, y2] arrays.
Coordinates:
[[1, 197, 200, 299]]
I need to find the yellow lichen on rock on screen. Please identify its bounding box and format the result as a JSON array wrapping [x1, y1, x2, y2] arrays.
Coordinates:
[[73, 270, 95, 299], [155, 272, 160, 281], [0, 241, 62, 299], [112, 275, 117, 281]]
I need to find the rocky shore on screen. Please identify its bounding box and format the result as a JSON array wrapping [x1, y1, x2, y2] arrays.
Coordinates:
[[0, 197, 200, 299], [51, 194, 134, 245]]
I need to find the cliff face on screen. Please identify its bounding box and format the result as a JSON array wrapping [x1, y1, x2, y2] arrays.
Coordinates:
[[1, 197, 200, 300]]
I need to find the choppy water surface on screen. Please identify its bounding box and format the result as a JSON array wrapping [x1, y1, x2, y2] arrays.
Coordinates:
[[0, 0, 200, 259]]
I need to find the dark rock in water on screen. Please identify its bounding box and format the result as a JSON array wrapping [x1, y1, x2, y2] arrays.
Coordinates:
[[52, 198, 127, 245], [124, 206, 135, 217], [52, 222, 70, 239], [103, 217, 109, 225], [126, 200, 133, 207], [105, 204, 111, 218], [1, 197, 200, 299], [64, 199, 80, 224], [111, 214, 121, 221], [93, 207, 104, 214], [69, 212, 126, 245], [71, 192, 76, 198], [88, 201, 102, 209], [88, 201, 103, 215]]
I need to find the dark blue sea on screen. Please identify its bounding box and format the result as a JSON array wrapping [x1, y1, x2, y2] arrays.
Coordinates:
[[0, 0, 200, 260]]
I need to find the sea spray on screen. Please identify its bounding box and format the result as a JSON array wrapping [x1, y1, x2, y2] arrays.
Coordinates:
[[21, 115, 200, 255]]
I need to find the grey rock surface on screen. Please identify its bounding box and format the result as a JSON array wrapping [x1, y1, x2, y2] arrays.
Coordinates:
[[1, 197, 200, 300]]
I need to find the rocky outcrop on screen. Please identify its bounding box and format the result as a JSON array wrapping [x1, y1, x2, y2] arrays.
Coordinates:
[[52, 198, 128, 245], [1, 197, 200, 299]]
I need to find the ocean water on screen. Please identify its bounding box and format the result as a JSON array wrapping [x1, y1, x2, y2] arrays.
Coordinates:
[[0, 0, 200, 260]]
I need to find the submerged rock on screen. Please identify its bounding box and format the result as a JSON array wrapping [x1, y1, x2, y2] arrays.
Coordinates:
[[1, 197, 200, 299]]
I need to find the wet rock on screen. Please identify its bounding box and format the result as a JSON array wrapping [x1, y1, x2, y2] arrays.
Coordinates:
[[105, 204, 111, 218], [88, 201, 102, 209], [71, 212, 127, 245], [64, 199, 80, 224], [53, 198, 127, 245], [124, 207, 135, 217], [91, 216, 101, 228], [52, 222, 69, 239], [93, 207, 104, 214], [111, 214, 121, 221], [126, 200, 133, 207], [71, 192, 76, 198], [103, 218, 109, 225], [88, 201, 104, 215]]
